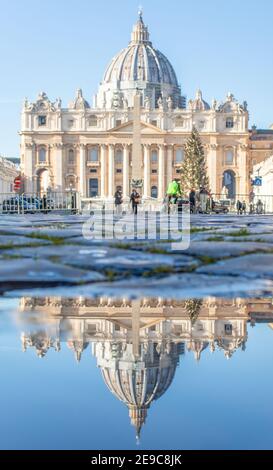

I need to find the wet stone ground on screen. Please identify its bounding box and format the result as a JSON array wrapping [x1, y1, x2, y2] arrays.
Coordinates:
[[1, 213, 273, 298]]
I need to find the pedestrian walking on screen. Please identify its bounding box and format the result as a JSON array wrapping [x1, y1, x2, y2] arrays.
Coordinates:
[[236, 200, 242, 215], [42, 194, 47, 214], [130, 189, 141, 215], [189, 189, 196, 213], [114, 188, 123, 215], [242, 200, 247, 215], [199, 187, 208, 213]]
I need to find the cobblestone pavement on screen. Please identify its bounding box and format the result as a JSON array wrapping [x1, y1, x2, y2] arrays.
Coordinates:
[[1, 213, 273, 298]]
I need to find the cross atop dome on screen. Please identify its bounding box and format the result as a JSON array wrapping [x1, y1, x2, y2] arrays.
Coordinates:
[[138, 5, 143, 21]]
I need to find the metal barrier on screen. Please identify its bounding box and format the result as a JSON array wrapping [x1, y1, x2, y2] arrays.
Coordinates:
[[0, 192, 80, 215], [81, 197, 166, 214], [210, 194, 273, 214], [1, 192, 273, 216]]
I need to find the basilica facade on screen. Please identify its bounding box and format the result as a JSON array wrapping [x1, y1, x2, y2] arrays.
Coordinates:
[[20, 12, 256, 200]]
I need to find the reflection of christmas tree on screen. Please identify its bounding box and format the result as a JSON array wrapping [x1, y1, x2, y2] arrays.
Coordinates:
[[185, 299, 203, 325], [180, 127, 210, 196]]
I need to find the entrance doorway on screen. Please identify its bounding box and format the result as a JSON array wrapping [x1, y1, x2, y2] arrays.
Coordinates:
[[222, 170, 236, 199]]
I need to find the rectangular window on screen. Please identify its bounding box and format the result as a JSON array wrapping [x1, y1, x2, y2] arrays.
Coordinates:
[[151, 120, 157, 127], [152, 169, 157, 174], [89, 115, 98, 127], [89, 178, 99, 197], [116, 169, 122, 173], [116, 119, 122, 127], [151, 150, 158, 163], [38, 115, 47, 126], [175, 148, 184, 163], [90, 169, 97, 173], [225, 150, 234, 165], [225, 324, 232, 335], [226, 118, 234, 129], [89, 147, 99, 162]]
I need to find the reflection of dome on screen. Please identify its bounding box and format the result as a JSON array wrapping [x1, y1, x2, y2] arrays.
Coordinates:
[[95, 341, 184, 438], [95, 11, 185, 109], [187, 340, 209, 361], [216, 337, 246, 359]]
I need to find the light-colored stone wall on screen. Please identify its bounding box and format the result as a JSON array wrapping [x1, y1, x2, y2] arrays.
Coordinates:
[[20, 91, 251, 199], [0, 156, 18, 194]]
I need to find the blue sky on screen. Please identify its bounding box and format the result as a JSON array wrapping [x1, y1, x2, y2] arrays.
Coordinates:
[[0, 0, 273, 157]]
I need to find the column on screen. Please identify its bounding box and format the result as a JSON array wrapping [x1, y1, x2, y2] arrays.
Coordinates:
[[239, 144, 248, 195], [100, 144, 106, 198], [167, 145, 173, 187], [209, 143, 218, 195], [143, 144, 151, 198], [24, 142, 35, 193], [79, 144, 86, 197], [158, 144, 165, 200], [108, 144, 115, 198], [123, 144, 130, 199], [54, 143, 63, 192]]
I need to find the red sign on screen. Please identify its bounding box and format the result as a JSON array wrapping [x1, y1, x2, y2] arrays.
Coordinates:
[[14, 176, 21, 192]]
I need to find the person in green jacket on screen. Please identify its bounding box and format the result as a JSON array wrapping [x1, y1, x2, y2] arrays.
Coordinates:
[[166, 179, 182, 213]]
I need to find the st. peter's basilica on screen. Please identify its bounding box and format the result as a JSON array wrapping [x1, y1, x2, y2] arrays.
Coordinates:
[[20, 11, 273, 201]]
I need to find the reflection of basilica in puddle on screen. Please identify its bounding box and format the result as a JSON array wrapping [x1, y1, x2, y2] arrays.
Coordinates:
[[17, 297, 273, 439]]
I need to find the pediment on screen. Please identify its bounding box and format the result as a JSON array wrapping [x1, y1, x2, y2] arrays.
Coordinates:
[[110, 120, 163, 134]]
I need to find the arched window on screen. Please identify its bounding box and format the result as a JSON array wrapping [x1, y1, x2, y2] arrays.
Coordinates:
[[151, 186, 158, 198], [226, 117, 234, 129], [68, 149, 75, 164], [89, 147, 99, 162], [225, 149, 234, 165], [175, 148, 184, 163], [115, 148, 123, 164], [38, 148, 46, 163], [151, 150, 158, 163]]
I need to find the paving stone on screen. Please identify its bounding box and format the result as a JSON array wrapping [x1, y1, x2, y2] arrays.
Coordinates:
[[197, 253, 273, 278], [3, 244, 199, 273], [0, 258, 104, 291], [131, 241, 273, 258], [224, 234, 273, 243], [0, 235, 51, 248], [0, 227, 82, 239]]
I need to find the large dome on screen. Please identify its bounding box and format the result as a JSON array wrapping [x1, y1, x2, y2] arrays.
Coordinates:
[[94, 11, 185, 109], [103, 22, 179, 87]]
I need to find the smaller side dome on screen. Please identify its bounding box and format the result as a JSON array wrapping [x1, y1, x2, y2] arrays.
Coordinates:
[[70, 89, 90, 110], [188, 89, 210, 111]]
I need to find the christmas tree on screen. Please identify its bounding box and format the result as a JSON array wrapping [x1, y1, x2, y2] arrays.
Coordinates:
[[180, 127, 210, 196], [185, 299, 203, 326]]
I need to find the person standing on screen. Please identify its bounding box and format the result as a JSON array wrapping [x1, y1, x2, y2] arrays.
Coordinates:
[[236, 200, 242, 215], [130, 189, 140, 215], [241, 201, 247, 215], [199, 187, 208, 213], [114, 188, 123, 215], [189, 189, 196, 213]]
